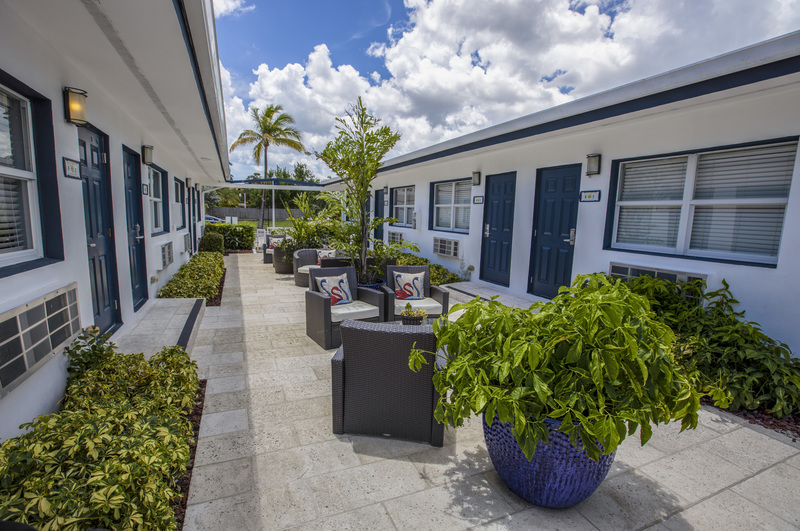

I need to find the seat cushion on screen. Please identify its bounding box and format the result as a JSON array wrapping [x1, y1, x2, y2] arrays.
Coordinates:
[[264, 248, 274, 255], [395, 297, 442, 316], [393, 272, 426, 300], [298, 264, 321, 275], [331, 300, 380, 322]]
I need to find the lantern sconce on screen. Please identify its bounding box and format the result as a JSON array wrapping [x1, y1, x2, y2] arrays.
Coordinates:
[[472, 171, 481, 186], [141, 145, 154, 166], [586, 153, 602, 176], [63, 87, 88, 125]]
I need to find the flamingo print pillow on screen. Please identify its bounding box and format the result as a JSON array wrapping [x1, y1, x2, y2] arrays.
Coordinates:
[[316, 274, 353, 305], [394, 272, 425, 300], [317, 249, 336, 265]]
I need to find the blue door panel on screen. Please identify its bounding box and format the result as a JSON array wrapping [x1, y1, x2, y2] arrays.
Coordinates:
[[124, 148, 148, 311], [480, 172, 516, 286]]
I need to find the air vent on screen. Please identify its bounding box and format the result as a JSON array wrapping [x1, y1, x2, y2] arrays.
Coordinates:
[[161, 242, 174, 270], [0, 283, 80, 397], [609, 263, 706, 284], [433, 237, 460, 258], [388, 231, 403, 244], [183, 233, 192, 253]]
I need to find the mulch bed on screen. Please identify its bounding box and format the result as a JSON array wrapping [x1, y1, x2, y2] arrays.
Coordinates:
[[206, 269, 226, 307], [173, 378, 207, 530], [701, 397, 800, 442]]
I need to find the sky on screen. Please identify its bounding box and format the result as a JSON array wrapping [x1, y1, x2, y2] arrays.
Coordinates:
[[213, 0, 800, 181]]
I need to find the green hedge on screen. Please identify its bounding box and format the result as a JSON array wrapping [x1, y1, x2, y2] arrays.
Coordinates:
[[157, 251, 224, 301], [0, 327, 199, 530], [204, 223, 255, 250], [396, 252, 459, 285], [198, 232, 224, 253]]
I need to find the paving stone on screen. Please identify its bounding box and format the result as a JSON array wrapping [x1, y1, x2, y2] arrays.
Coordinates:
[[187, 457, 255, 504], [696, 407, 746, 433], [205, 375, 246, 395], [660, 490, 795, 531], [193, 351, 244, 367], [286, 503, 395, 531], [207, 362, 248, 378], [476, 505, 597, 530], [195, 430, 259, 466], [294, 415, 339, 446], [249, 395, 330, 427], [283, 378, 332, 401], [258, 479, 318, 529], [645, 420, 721, 455], [255, 438, 361, 487], [702, 426, 798, 473], [198, 408, 248, 438], [350, 434, 434, 465], [731, 461, 800, 526], [409, 438, 493, 486]]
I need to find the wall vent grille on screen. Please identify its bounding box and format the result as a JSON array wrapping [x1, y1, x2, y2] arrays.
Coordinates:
[[388, 231, 403, 244], [609, 263, 706, 284], [183, 233, 192, 253], [433, 237, 460, 258], [161, 242, 174, 270]]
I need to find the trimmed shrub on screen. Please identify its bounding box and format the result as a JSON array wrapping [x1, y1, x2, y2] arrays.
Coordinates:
[[0, 329, 199, 530], [396, 252, 430, 266], [157, 251, 224, 301], [204, 222, 255, 250], [198, 231, 224, 253], [430, 263, 460, 286]]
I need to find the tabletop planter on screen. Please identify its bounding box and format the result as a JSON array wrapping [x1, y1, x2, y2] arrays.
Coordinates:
[[410, 274, 702, 507], [400, 302, 427, 326]]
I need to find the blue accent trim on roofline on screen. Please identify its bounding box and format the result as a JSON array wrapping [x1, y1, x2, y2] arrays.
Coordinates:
[[171, 0, 229, 182], [379, 55, 800, 173], [228, 178, 325, 186]]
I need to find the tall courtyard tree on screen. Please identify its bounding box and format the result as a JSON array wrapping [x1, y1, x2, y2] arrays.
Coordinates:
[[317, 97, 401, 281], [229, 105, 306, 228]]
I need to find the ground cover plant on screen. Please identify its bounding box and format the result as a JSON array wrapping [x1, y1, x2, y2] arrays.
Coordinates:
[[628, 276, 800, 418], [158, 251, 224, 302], [396, 252, 461, 285], [204, 222, 255, 250], [0, 328, 199, 530]]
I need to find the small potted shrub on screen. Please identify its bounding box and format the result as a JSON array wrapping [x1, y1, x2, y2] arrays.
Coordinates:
[[410, 274, 702, 508], [400, 302, 427, 326]]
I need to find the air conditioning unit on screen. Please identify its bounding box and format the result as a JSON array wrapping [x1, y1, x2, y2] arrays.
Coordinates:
[[609, 263, 706, 284], [388, 231, 403, 244], [183, 233, 192, 253], [433, 237, 460, 258], [160, 242, 174, 270]]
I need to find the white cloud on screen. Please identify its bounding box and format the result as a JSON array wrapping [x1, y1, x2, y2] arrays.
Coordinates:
[[221, 0, 800, 180], [213, 0, 255, 18]]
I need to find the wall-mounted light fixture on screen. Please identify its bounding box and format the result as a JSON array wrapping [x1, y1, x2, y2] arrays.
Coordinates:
[[63, 87, 88, 125], [586, 153, 602, 176], [141, 145, 154, 166], [472, 171, 481, 186]]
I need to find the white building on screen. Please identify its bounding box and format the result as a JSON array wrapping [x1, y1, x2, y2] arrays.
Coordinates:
[[0, 0, 229, 439], [372, 32, 800, 354]]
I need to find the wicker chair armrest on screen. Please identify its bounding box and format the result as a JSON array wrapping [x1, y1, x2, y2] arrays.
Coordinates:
[[356, 287, 385, 321], [305, 289, 331, 322], [331, 346, 344, 434], [430, 286, 450, 315], [381, 285, 396, 321]]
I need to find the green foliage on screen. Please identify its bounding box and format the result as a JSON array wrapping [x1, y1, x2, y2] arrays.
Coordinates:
[[0, 331, 198, 530], [396, 252, 430, 266], [430, 264, 460, 286], [157, 252, 224, 301], [198, 231, 224, 253], [410, 273, 700, 462], [204, 223, 255, 250], [628, 276, 800, 418], [275, 193, 335, 264]]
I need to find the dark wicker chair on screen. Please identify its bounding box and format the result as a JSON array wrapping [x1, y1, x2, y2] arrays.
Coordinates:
[[306, 266, 385, 349], [261, 233, 285, 264], [332, 320, 444, 446], [384, 265, 449, 321], [293, 249, 322, 287]]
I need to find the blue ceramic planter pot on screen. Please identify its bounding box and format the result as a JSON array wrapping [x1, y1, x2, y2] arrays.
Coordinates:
[[482, 412, 616, 508]]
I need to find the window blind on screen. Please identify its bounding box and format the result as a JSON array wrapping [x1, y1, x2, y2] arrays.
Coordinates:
[[0, 176, 27, 253], [620, 157, 688, 201], [454, 181, 471, 204], [454, 205, 470, 230], [435, 183, 452, 204], [617, 206, 680, 247], [690, 205, 786, 257], [694, 143, 796, 200], [436, 206, 452, 227]]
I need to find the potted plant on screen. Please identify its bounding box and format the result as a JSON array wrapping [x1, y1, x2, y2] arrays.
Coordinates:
[[410, 274, 702, 508], [400, 302, 427, 326]]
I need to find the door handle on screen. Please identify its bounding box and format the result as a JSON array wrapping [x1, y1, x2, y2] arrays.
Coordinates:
[[134, 223, 144, 241], [484, 223, 490, 238], [563, 228, 576, 246], [88, 243, 97, 248]]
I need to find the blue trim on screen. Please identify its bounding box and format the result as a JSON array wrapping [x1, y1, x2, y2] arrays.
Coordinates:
[[428, 178, 471, 233], [603, 137, 797, 269], [171, 0, 228, 181], [379, 55, 800, 173], [388, 185, 415, 227]]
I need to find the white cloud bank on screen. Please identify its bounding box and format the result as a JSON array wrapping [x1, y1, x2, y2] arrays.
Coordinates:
[[214, 0, 255, 18], [219, 0, 800, 180]]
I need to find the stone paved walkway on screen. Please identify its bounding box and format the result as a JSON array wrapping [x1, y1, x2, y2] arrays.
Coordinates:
[[183, 253, 800, 530]]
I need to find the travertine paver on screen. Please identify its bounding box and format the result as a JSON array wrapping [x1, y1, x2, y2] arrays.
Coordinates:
[[183, 253, 800, 530]]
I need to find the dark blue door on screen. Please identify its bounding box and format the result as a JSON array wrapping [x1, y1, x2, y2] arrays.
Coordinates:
[[374, 189, 384, 241], [80, 127, 120, 333], [480, 172, 516, 286], [528, 164, 581, 298], [123, 147, 148, 311]]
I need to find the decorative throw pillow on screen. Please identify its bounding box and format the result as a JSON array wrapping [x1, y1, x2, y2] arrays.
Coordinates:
[[269, 237, 284, 249], [316, 274, 352, 305], [394, 272, 425, 300], [317, 249, 336, 265]]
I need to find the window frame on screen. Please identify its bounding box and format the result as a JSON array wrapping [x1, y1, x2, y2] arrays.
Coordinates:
[[148, 165, 169, 235], [390, 185, 415, 228], [429, 178, 471, 233], [174, 177, 186, 230], [605, 137, 799, 268]]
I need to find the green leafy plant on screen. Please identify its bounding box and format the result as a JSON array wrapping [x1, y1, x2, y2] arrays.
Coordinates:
[[628, 276, 800, 418], [396, 252, 430, 266], [430, 263, 460, 286], [401, 302, 427, 318], [198, 231, 224, 254], [157, 251, 224, 301], [0, 331, 198, 530], [410, 273, 701, 461], [204, 223, 255, 250], [274, 193, 334, 264]]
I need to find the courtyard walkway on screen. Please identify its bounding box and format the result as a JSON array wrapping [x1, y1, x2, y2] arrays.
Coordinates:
[[182, 253, 800, 530]]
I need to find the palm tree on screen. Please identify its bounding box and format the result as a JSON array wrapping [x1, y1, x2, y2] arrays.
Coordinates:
[[230, 105, 306, 228]]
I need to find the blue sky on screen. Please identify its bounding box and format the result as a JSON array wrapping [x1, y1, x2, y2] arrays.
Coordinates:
[[213, 0, 800, 181]]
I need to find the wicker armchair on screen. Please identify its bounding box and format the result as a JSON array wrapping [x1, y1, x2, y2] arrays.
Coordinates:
[[384, 265, 449, 321], [306, 266, 385, 349], [261, 233, 286, 265], [293, 249, 322, 287], [331, 320, 444, 446]]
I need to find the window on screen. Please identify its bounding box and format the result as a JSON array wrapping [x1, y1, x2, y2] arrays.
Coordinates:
[[0, 85, 42, 268], [432, 180, 470, 232], [392, 186, 415, 227], [149, 167, 169, 234], [174, 178, 186, 229], [612, 142, 797, 264]]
